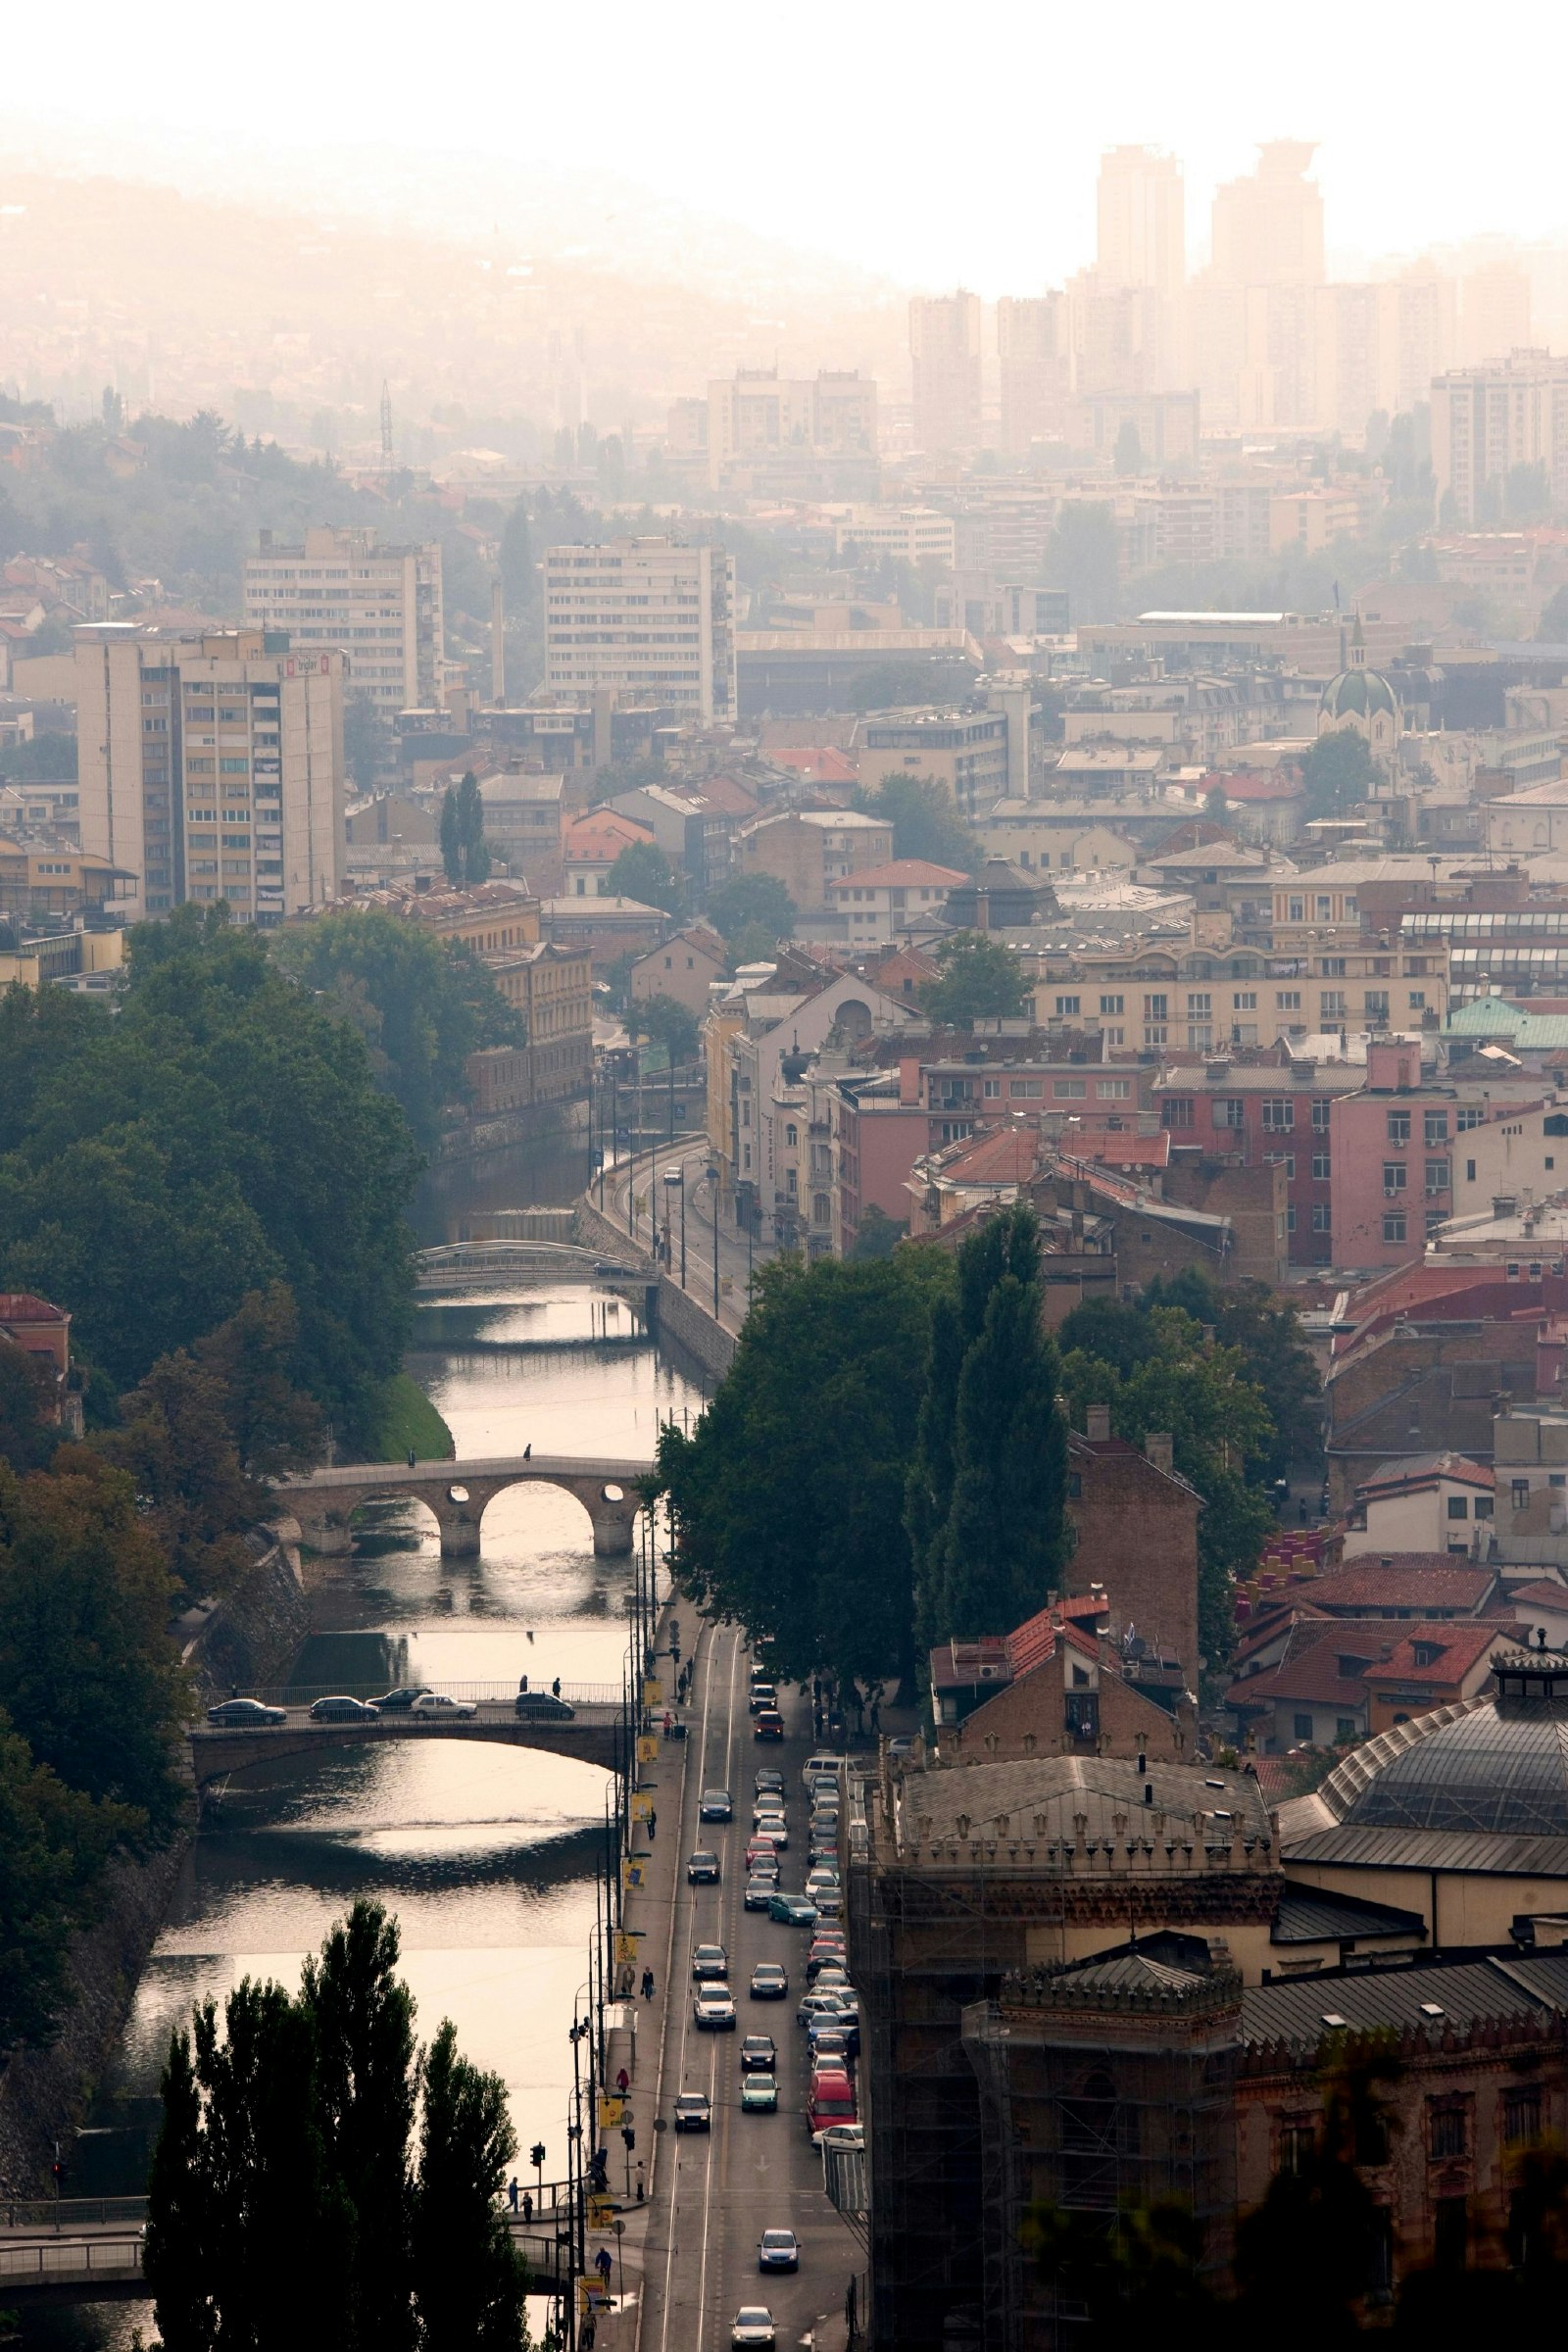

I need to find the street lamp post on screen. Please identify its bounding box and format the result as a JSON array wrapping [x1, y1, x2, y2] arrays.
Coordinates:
[[663, 1167, 683, 1290]]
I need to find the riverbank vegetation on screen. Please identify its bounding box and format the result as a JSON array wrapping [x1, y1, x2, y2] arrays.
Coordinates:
[[146, 1898, 528, 2350]]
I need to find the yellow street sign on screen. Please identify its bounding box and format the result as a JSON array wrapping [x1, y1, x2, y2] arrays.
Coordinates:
[[636, 1735, 659, 1762]]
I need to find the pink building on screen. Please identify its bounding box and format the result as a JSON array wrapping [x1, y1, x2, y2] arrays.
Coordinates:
[[1329, 1039, 1546, 1271], [829, 1071, 928, 1252]]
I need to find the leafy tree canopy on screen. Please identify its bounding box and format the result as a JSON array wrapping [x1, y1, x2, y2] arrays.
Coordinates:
[[706, 872, 797, 947], [1298, 728, 1377, 819], [606, 839, 684, 915], [855, 772, 982, 874], [628, 992, 700, 1066], [918, 931, 1029, 1024]]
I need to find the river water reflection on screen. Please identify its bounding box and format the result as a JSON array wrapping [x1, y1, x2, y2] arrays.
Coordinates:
[[33, 1280, 707, 2350]]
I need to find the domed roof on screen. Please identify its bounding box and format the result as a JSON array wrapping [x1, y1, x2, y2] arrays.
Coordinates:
[[1320, 666, 1396, 720], [1338, 1702, 1568, 1837]]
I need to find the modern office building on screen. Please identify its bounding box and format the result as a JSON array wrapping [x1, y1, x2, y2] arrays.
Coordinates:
[[74, 625, 344, 924], [1096, 144, 1186, 294], [908, 290, 983, 453], [1209, 140, 1325, 288], [243, 526, 445, 713], [996, 296, 1067, 453], [1431, 350, 1568, 524], [543, 538, 737, 723], [705, 368, 877, 488]]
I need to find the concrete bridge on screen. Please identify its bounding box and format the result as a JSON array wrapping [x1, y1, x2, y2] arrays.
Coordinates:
[[189, 1697, 626, 1788], [0, 2218, 570, 2304], [416, 1240, 654, 1303], [277, 1451, 655, 1559]]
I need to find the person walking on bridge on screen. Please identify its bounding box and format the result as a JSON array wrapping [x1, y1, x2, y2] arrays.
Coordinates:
[[508, 2178, 519, 2213], [641, 1965, 655, 2001]]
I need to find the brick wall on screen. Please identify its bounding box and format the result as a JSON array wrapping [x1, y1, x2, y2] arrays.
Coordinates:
[[1067, 1429, 1201, 1688]]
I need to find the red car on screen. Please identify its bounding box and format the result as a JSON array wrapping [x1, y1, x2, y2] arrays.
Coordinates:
[[755, 1710, 784, 1741]]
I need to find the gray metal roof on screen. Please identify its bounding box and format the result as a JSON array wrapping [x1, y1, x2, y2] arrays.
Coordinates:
[[1282, 1822, 1568, 1878], [1272, 1886, 1427, 1945], [898, 1755, 1271, 1849], [1244, 1954, 1568, 2050], [1341, 1705, 1568, 1837]]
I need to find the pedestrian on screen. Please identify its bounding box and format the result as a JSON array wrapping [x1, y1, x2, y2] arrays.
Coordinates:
[[407, 1446, 416, 1468], [552, 1676, 562, 1697], [869, 1699, 880, 1734], [641, 1965, 655, 2001], [522, 2189, 533, 2225], [519, 1673, 529, 1694], [635, 2161, 645, 2204], [508, 2177, 519, 2213], [524, 1442, 532, 1459], [646, 1806, 657, 1840], [595, 2248, 612, 2283], [615, 2066, 630, 2095]]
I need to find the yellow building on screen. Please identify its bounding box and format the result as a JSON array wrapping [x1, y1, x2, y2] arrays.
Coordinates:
[[0, 925, 124, 992], [0, 836, 134, 918]]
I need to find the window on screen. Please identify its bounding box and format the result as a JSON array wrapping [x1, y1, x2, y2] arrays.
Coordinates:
[[1434, 2197, 1468, 2271], [1262, 1101, 1295, 1132], [1265, 1152, 1296, 1180], [1426, 1160, 1450, 1197], [1446, 1495, 1469, 1521], [1312, 1204, 1332, 1233], [1412, 1640, 1444, 1667], [1320, 991, 1347, 1018], [1466, 1159, 1477, 1184], [1424, 1111, 1448, 1146], [1513, 1479, 1531, 1512], [1293, 1713, 1313, 1740], [1144, 994, 1168, 1020], [1409, 990, 1426, 1009], [1063, 1692, 1100, 1740], [785, 1124, 798, 1147], [1456, 1106, 1484, 1132], [1503, 2086, 1543, 2145], [1336, 1717, 1357, 1742], [1383, 1212, 1407, 1243], [1277, 991, 1301, 1010], [1286, 1204, 1297, 1233], [1429, 2100, 1470, 2162], [1162, 1099, 1194, 1130], [1099, 994, 1124, 1015], [1320, 956, 1347, 977], [1288, 897, 1305, 922], [1383, 1162, 1407, 1194], [1188, 992, 1211, 1016], [1213, 1099, 1246, 1129], [1054, 1078, 1087, 1099], [983, 1078, 1002, 1099], [1277, 2121, 1314, 2175], [1055, 996, 1081, 1016], [1234, 992, 1256, 1010], [1097, 1080, 1130, 1100], [1312, 1100, 1332, 1131], [1387, 1111, 1411, 1145], [1010, 1078, 1044, 1099], [1312, 1151, 1331, 1182]]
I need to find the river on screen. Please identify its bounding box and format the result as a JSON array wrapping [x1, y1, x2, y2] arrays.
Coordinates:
[[28, 1146, 708, 2350]]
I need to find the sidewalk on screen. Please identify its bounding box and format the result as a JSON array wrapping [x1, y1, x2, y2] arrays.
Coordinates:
[[580, 1593, 695, 2352]]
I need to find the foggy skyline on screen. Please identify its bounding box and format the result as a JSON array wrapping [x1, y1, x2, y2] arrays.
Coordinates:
[[6, 0, 1566, 296]]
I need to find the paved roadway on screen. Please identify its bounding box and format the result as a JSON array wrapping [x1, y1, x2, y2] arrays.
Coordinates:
[[604, 1142, 772, 1337], [642, 1625, 854, 2352]]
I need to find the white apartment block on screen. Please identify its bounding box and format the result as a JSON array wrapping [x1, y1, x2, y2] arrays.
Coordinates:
[[706, 369, 876, 488], [242, 525, 445, 713], [74, 627, 344, 925], [544, 539, 736, 723], [1432, 352, 1568, 525], [833, 508, 957, 567]]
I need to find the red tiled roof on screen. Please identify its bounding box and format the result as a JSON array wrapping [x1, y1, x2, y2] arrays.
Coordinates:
[[1359, 1619, 1513, 1690], [767, 747, 858, 786], [1225, 1616, 1384, 1711], [935, 1125, 1044, 1188], [0, 1294, 68, 1324], [1304, 1557, 1496, 1612], [1506, 1580, 1568, 1611]]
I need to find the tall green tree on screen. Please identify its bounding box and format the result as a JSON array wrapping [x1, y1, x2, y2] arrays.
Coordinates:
[[919, 932, 1028, 1024], [1298, 729, 1377, 819], [658, 1250, 955, 1689], [0, 1712, 137, 2052], [628, 992, 699, 1065], [706, 872, 797, 946], [0, 1337, 60, 1473], [440, 773, 492, 887], [606, 839, 683, 914], [854, 773, 981, 873], [101, 1351, 257, 1599], [413, 2021, 528, 2352], [195, 1283, 328, 1476]]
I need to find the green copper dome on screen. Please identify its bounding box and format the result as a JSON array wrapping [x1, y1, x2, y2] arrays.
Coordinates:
[[1320, 667, 1396, 720]]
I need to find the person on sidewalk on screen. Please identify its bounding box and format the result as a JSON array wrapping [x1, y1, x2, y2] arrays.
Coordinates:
[[615, 2066, 630, 2095], [646, 1807, 657, 1840], [522, 2189, 533, 2225], [641, 1966, 655, 2001], [635, 2161, 645, 2204], [508, 2178, 519, 2213]]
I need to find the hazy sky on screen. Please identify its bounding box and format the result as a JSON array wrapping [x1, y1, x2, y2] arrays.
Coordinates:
[[6, 0, 1561, 292]]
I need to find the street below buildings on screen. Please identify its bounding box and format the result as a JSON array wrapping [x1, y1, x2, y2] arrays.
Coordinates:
[[602, 1139, 774, 1337]]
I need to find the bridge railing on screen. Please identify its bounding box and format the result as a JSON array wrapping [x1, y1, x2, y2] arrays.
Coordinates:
[[0, 2236, 145, 2284], [0, 2196, 147, 2232], [211, 1680, 627, 1711]]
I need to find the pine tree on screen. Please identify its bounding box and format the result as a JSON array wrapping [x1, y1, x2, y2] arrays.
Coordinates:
[[439, 788, 462, 886], [906, 1291, 964, 1650], [142, 2018, 216, 2352], [413, 2021, 528, 2351], [937, 1274, 1067, 1637]]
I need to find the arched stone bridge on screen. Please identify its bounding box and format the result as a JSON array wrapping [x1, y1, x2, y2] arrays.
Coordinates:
[[189, 1699, 626, 1787], [275, 1452, 655, 1559]]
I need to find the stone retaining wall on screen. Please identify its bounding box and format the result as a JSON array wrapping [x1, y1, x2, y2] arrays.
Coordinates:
[[183, 1520, 311, 1705]]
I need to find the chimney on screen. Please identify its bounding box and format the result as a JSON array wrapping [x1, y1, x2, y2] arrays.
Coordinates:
[[1086, 1403, 1111, 1443], [1145, 1431, 1174, 1474], [899, 1055, 921, 1107]]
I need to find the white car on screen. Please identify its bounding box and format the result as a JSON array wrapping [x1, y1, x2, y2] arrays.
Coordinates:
[[731, 2309, 776, 2348], [816, 2122, 865, 2151], [694, 1984, 737, 2031], [411, 1692, 478, 1720]]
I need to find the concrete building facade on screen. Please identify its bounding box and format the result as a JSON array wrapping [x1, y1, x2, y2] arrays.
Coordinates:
[[243, 525, 444, 713], [544, 539, 737, 723]]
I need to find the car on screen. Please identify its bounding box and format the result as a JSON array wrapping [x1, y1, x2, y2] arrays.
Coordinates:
[[687, 1850, 721, 1885], [741, 2072, 778, 2114], [672, 2091, 711, 2133], [808, 1841, 839, 1870], [514, 1691, 575, 1719], [694, 1985, 737, 2031], [887, 1736, 915, 1760], [806, 1929, 846, 1959], [748, 1852, 781, 1881], [798, 1989, 848, 2029], [807, 2027, 852, 2068], [803, 1754, 841, 1786], [755, 1712, 785, 1741], [754, 1769, 786, 1794], [691, 1943, 729, 1982], [740, 2034, 777, 2074], [812, 1964, 852, 1996], [410, 1692, 477, 1720], [815, 2122, 865, 2152], [811, 1886, 844, 1917], [700, 1788, 734, 1822], [309, 1694, 379, 1721], [752, 1796, 788, 1826], [809, 1802, 842, 1829], [826, 2014, 859, 2060], [806, 1865, 840, 1891], [768, 1892, 818, 1927], [744, 1878, 776, 1912], [758, 2229, 800, 2274], [745, 1837, 779, 1869], [731, 2308, 776, 2348], [367, 1686, 431, 1712], [807, 2069, 857, 2140], [750, 1963, 788, 2000], [748, 1685, 777, 1716], [205, 1696, 287, 1727], [754, 1817, 788, 1847], [806, 1950, 847, 1984]]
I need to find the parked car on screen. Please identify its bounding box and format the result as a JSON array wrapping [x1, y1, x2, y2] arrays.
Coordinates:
[[740, 2034, 777, 2075], [754, 1712, 785, 1742], [802, 1756, 841, 1788], [810, 1886, 844, 1917], [767, 1892, 817, 1927], [411, 1692, 477, 1720], [673, 2091, 711, 2133], [887, 1737, 914, 1761], [514, 1691, 575, 1720], [694, 1984, 737, 2032], [758, 2230, 799, 2274], [812, 1964, 852, 1995], [691, 1943, 729, 1982], [798, 1989, 848, 2029], [741, 2073, 778, 2114], [807, 2069, 857, 2140], [687, 1850, 721, 1885], [731, 2309, 776, 2347], [368, 1686, 431, 1712], [815, 2122, 864, 2152], [806, 2025, 852, 2068], [309, 1695, 378, 1721], [750, 1963, 789, 2000], [700, 1788, 734, 1822], [205, 1697, 286, 1727]]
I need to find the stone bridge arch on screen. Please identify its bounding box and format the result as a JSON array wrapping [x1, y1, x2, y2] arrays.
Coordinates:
[[281, 1455, 649, 1561]]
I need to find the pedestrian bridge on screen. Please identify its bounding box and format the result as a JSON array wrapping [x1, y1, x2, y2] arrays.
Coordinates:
[[275, 1451, 657, 1559], [416, 1240, 654, 1300], [0, 2217, 570, 2304], [189, 1695, 627, 1788]]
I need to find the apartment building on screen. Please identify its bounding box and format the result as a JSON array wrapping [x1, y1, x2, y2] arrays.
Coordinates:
[[996, 295, 1067, 453], [908, 290, 982, 453], [824, 858, 966, 946], [733, 808, 893, 919], [832, 508, 956, 567], [1431, 351, 1568, 526], [706, 368, 877, 489], [74, 626, 343, 924], [544, 538, 737, 723], [1153, 1056, 1365, 1267], [857, 706, 1010, 816], [243, 526, 444, 713]]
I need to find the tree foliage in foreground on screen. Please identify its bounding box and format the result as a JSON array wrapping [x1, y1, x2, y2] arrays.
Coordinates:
[[657, 1250, 955, 1688], [145, 1899, 528, 2352], [855, 771, 982, 873], [918, 930, 1029, 1024]]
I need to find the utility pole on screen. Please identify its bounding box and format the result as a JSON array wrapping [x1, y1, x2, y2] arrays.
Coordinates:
[[379, 380, 394, 472]]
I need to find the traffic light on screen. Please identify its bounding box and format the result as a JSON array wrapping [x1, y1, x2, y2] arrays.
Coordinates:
[[530, 2142, 546, 2171], [620, 2126, 635, 2151]]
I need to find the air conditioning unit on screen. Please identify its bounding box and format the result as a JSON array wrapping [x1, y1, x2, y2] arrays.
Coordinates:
[[978, 1664, 999, 1679]]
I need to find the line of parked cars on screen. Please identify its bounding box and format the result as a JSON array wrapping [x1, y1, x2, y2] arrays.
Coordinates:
[[206, 1686, 578, 1726]]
